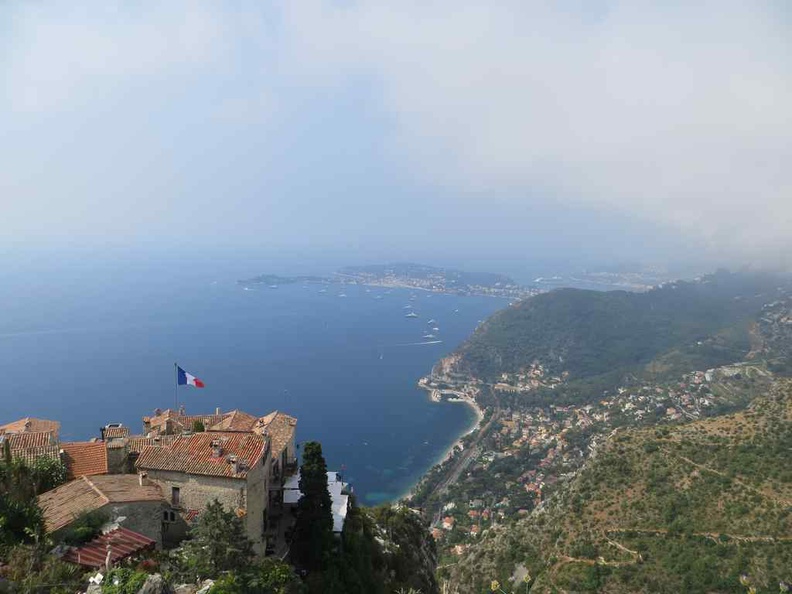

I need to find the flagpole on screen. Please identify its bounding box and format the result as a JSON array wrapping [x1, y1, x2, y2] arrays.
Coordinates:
[[174, 362, 179, 411]]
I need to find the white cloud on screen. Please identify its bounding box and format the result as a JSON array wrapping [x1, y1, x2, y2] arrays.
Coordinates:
[[270, 0, 792, 262], [1, 1, 790, 264]]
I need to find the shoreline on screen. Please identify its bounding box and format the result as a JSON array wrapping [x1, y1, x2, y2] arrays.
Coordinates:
[[398, 393, 485, 502]]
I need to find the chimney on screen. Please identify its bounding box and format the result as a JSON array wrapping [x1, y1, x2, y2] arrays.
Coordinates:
[[100, 427, 106, 442], [211, 439, 223, 458], [138, 472, 148, 486], [178, 405, 186, 416], [229, 455, 239, 474]]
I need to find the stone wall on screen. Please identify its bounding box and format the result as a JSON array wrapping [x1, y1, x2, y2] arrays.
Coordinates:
[[144, 455, 271, 552], [106, 442, 129, 474]]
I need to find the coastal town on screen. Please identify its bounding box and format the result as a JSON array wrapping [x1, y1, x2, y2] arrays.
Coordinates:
[[412, 353, 779, 563], [239, 262, 541, 299]]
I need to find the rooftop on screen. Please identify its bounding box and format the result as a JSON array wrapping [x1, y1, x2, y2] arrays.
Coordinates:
[[212, 409, 259, 432], [135, 431, 269, 479], [61, 527, 155, 568], [38, 475, 164, 533], [127, 434, 179, 453], [0, 417, 60, 438], [104, 426, 130, 439], [254, 411, 297, 460], [60, 441, 108, 478]]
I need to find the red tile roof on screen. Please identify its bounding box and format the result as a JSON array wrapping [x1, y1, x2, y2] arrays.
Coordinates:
[[0, 431, 60, 465], [38, 475, 164, 533], [127, 434, 179, 453], [8, 444, 61, 465], [136, 431, 268, 479], [62, 527, 155, 568], [0, 417, 60, 438], [254, 411, 297, 460], [60, 442, 108, 478], [104, 427, 130, 439], [211, 410, 258, 432], [3, 431, 56, 449]]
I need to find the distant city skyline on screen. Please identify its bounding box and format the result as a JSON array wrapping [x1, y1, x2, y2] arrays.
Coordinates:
[[2, 1, 790, 271]]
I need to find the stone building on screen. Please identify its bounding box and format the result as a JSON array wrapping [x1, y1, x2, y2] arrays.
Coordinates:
[[37, 474, 177, 548], [135, 431, 272, 553]]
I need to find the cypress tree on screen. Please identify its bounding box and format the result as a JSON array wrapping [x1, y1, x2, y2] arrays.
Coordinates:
[[291, 441, 333, 571]]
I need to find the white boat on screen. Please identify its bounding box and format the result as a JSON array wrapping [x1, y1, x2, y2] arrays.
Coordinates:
[[427, 319, 437, 324], [422, 334, 436, 339], [405, 312, 419, 318]]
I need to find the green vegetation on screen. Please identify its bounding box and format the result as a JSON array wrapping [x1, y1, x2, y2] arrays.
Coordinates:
[[292, 441, 334, 572], [177, 499, 255, 580], [1, 543, 84, 594], [457, 271, 791, 396], [60, 510, 108, 546], [0, 452, 67, 549], [101, 568, 149, 594], [445, 381, 792, 593]]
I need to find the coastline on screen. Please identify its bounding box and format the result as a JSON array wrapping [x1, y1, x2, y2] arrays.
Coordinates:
[[398, 393, 485, 502]]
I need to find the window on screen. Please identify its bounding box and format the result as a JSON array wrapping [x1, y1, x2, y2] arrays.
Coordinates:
[[171, 486, 180, 506]]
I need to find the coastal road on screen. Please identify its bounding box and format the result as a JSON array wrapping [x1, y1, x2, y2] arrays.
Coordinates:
[[428, 405, 501, 526]]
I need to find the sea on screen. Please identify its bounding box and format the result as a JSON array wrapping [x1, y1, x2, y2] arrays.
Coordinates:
[[0, 256, 507, 504]]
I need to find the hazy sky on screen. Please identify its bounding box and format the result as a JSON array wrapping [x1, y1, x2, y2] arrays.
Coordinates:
[[1, 1, 790, 273]]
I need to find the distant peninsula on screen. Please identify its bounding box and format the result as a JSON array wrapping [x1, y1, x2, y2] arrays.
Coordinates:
[[238, 262, 539, 299]]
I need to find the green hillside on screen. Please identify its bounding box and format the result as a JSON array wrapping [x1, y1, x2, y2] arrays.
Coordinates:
[[456, 271, 791, 393], [444, 381, 792, 593]]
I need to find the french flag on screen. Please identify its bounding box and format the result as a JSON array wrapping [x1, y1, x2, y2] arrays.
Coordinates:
[[177, 365, 205, 388]]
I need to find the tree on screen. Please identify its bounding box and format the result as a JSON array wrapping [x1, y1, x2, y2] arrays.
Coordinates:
[[291, 441, 333, 571], [179, 499, 254, 579], [192, 420, 205, 432], [0, 455, 67, 548]]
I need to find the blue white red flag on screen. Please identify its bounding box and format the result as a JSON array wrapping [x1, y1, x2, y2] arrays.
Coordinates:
[[176, 365, 205, 388]]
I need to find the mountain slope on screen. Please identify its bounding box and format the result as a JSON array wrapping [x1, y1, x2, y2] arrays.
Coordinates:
[[456, 271, 791, 392], [444, 380, 792, 593]]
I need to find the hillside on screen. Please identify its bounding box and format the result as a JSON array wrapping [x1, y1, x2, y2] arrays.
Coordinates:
[[444, 380, 792, 593], [455, 271, 792, 394]]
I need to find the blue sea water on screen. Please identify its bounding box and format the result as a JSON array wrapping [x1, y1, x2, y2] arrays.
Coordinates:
[[0, 261, 505, 504]]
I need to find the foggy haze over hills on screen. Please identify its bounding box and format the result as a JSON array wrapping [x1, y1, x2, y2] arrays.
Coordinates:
[[1, 1, 790, 272]]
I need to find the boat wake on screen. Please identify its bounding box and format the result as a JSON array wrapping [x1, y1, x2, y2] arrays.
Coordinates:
[[392, 340, 443, 347]]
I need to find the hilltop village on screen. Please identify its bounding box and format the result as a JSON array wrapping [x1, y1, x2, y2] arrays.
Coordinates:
[[0, 406, 351, 565]]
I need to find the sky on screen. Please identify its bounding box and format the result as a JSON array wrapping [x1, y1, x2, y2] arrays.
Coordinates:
[[1, 1, 790, 276]]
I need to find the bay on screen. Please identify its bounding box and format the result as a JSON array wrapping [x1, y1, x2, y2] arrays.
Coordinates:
[[0, 268, 505, 504]]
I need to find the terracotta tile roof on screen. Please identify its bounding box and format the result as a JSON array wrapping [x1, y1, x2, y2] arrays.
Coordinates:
[[145, 409, 231, 436], [62, 527, 155, 568], [38, 475, 165, 533], [210, 410, 259, 432], [254, 411, 297, 460], [104, 427, 130, 439], [0, 417, 60, 438], [136, 431, 269, 479], [8, 444, 62, 465], [60, 442, 108, 478], [127, 434, 179, 453], [0, 431, 59, 465], [2, 431, 56, 449]]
